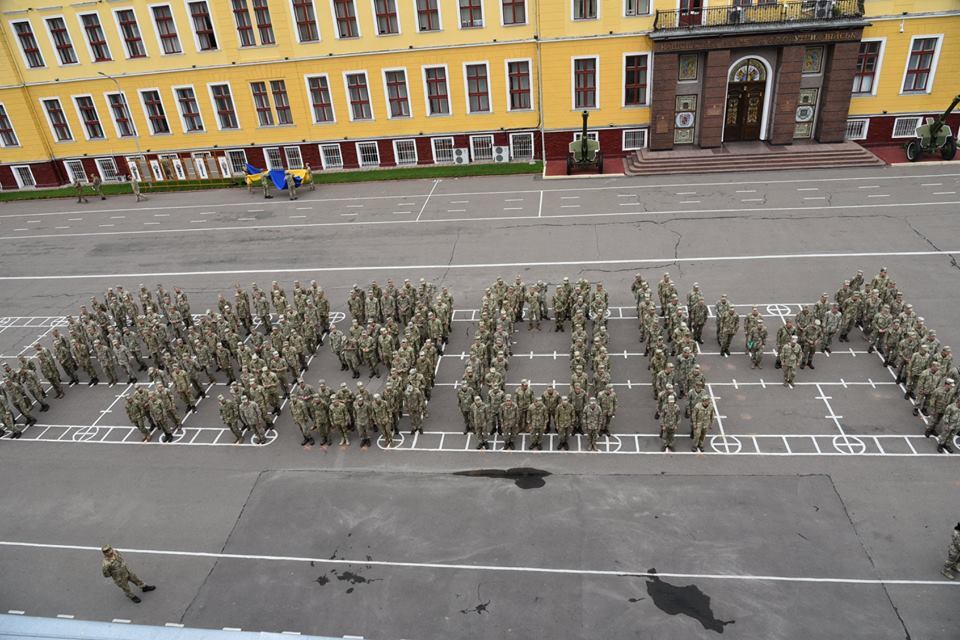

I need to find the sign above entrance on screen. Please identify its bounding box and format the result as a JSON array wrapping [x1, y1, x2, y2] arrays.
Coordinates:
[[654, 28, 863, 53]]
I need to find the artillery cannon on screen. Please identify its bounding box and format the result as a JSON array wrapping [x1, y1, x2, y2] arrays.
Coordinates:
[[905, 94, 959, 162], [566, 110, 603, 175]]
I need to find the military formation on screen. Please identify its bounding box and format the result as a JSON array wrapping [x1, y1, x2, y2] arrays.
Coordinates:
[[455, 277, 617, 452]]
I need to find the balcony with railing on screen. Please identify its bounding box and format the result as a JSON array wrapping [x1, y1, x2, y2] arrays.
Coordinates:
[[652, 0, 865, 36]]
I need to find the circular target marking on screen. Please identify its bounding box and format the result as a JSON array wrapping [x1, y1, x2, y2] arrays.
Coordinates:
[[329, 312, 346, 324], [832, 435, 866, 455], [377, 431, 406, 449], [597, 434, 622, 453], [710, 434, 742, 454], [72, 426, 101, 441], [765, 304, 793, 318]]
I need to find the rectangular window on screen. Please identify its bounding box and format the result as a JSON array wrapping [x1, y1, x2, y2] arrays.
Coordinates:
[[252, 0, 275, 44], [574, 57, 597, 109], [345, 72, 372, 120], [115, 10, 147, 58], [624, 54, 648, 106], [502, 0, 526, 25], [13, 21, 44, 68], [141, 90, 170, 134], [43, 98, 73, 141], [507, 60, 531, 110], [334, 0, 359, 38], [903, 37, 939, 93], [232, 0, 256, 46], [0, 105, 19, 147], [284, 146, 304, 169], [374, 0, 399, 34], [459, 0, 483, 28], [384, 70, 410, 118], [573, 0, 597, 19], [622, 128, 647, 150], [357, 141, 380, 167], [12, 165, 36, 189], [572, 130, 598, 142], [64, 159, 87, 183], [252, 81, 274, 125], [265, 147, 283, 169], [320, 143, 343, 168], [271, 80, 292, 125], [424, 66, 449, 115], [46, 18, 78, 65], [624, 0, 650, 15], [307, 76, 334, 122], [175, 87, 204, 131], [75, 96, 105, 139], [509, 132, 533, 159], [151, 6, 182, 54], [96, 157, 121, 181], [81, 13, 112, 61], [431, 136, 454, 163], [107, 93, 137, 137], [417, 0, 441, 31], [845, 118, 869, 141], [465, 63, 490, 113], [210, 84, 239, 129], [189, 1, 218, 50], [394, 139, 417, 165], [470, 134, 493, 162], [292, 0, 319, 42], [226, 149, 247, 173], [892, 116, 922, 139], [852, 41, 880, 95]]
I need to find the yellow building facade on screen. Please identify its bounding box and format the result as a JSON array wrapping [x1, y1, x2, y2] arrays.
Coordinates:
[[0, 0, 957, 187]]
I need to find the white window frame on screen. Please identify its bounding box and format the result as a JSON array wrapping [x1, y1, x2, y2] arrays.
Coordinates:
[[71, 94, 106, 141], [414, 0, 444, 33], [159, 153, 186, 180], [393, 138, 418, 165], [149, 159, 163, 180], [370, 0, 402, 36], [381, 67, 412, 119], [342, 70, 374, 122], [509, 132, 534, 160], [421, 63, 452, 117], [571, 55, 600, 111], [431, 136, 455, 163], [304, 73, 337, 124], [206, 81, 241, 130], [12, 165, 37, 189], [469, 134, 494, 162], [844, 118, 869, 141], [319, 143, 344, 169], [356, 140, 380, 167], [191, 153, 210, 178], [504, 58, 534, 112], [138, 88, 171, 136], [573, 130, 598, 142], [892, 116, 923, 139], [622, 128, 648, 150], [217, 154, 231, 177], [95, 157, 121, 182], [64, 159, 87, 183], [571, 0, 599, 21], [111, 7, 148, 60], [184, 0, 221, 52], [104, 91, 138, 138], [621, 51, 652, 108], [330, 0, 362, 39], [499, 0, 527, 26], [463, 61, 492, 114], [10, 20, 46, 69], [264, 146, 284, 170], [148, 3, 184, 56], [171, 84, 205, 133], [457, 0, 484, 29], [44, 15, 79, 66], [39, 97, 74, 143], [289, 0, 322, 43], [125, 155, 145, 181], [284, 145, 304, 169], [0, 103, 20, 148], [226, 148, 248, 174], [852, 37, 885, 98], [900, 34, 943, 96], [624, 0, 651, 17]]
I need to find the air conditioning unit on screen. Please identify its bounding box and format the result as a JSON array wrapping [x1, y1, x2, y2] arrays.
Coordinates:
[[492, 146, 510, 163], [813, 0, 833, 18], [453, 148, 470, 165]]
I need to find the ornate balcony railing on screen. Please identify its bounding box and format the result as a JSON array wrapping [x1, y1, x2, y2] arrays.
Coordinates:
[[653, 0, 864, 31]]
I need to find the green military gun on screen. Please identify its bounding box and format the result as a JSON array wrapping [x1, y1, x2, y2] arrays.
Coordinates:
[[566, 110, 604, 175], [905, 94, 959, 162]]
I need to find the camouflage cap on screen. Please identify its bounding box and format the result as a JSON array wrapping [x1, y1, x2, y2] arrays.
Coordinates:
[[101, 544, 113, 554]]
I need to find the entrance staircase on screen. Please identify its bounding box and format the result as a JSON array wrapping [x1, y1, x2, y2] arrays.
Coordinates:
[[624, 141, 884, 176]]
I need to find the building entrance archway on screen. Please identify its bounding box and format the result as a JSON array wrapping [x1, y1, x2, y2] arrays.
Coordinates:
[[724, 57, 769, 142]]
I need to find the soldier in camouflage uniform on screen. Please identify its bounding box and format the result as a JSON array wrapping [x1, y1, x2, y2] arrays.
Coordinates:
[[690, 396, 715, 453], [1, 394, 25, 438], [125, 396, 151, 442], [33, 344, 64, 398], [239, 396, 268, 445], [3, 378, 37, 426], [404, 383, 426, 435], [218, 394, 244, 444], [598, 385, 617, 435], [822, 304, 842, 354], [499, 394, 520, 449], [779, 336, 802, 388], [471, 395, 490, 449], [372, 394, 394, 447], [913, 362, 941, 417], [354, 395, 374, 448], [527, 396, 548, 450], [583, 397, 603, 452], [555, 396, 575, 450], [718, 307, 739, 357], [290, 392, 315, 446], [101, 544, 155, 602], [925, 379, 956, 437], [746, 318, 767, 369], [659, 395, 679, 452], [800, 319, 822, 370], [942, 522, 960, 579]]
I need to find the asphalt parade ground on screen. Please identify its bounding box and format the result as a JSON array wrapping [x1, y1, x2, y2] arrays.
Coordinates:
[[0, 163, 959, 639]]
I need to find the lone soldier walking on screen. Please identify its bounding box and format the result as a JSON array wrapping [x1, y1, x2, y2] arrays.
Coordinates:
[[101, 545, 155, 602], [74, 179, 89, 203], [942, 522, 960, 579], [261, 173, 273, 199], [284, 171, 298, 200], [780, 336, 802, 388], [690, 396, 716, 452], [90, 173, 106, 200], [129, 173, 147, 202]]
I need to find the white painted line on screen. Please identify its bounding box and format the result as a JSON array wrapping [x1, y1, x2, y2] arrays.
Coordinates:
[[617, 193, 635, 198], [223, 628, 242, 632], [8, 610, 25, 615], [289, 215, 307, 219], [281, 633, 302, 636], [110, 215, 126, 219], [797, 188, 819, 191], [26, 220, 41, 224], [56, 614, 74, 619], [415, 179, 440, 222], [340, 213, 357, 217], [296, 207, 312, 210], [857, 185, 879, 189], [190, 220, 205, 223], [143, 222, 159, 225], [1, 540, 956, 587], [55, 226, 70, 229], [346, 204, 364, 208], [237, 217, 256, 221], [67, 218, 82, 221], [867, 194, 890, 198], [98, 224, 115, 228], [153, 213, 169, 217], [679, 200, 700, 204], [560, 196, 580, 200], [2, 248, 958, 281], [391, 211, 408, 215], [921, 183, 942, 186], [199, 211, 216, 215], [448, 209, 467, 213], [247, 209, 264, 213], [165, 623, 184, 628], [934, 191, 956, 195], [397, 203, 416, 207], [803, 197, 826, 200], [559, 205, 579, 209], [735, 190, 756, 193], [538, 190, 544, 218], [741, 199, 763, 202], [450, 200, 470, 204], [619, 202, 641, 206], [505, 198, 524, 202], [112, 619, 131, 624], [675, 191, 698, 195]]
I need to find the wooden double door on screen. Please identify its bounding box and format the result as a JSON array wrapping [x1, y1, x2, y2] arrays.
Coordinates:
[[724, 81, 764, 142]]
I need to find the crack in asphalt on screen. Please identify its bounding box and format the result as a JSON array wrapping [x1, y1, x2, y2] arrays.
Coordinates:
[[904, 220, 960, 272]]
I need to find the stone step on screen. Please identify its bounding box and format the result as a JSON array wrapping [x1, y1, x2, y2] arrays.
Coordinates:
[[624, 148, 883, 176]]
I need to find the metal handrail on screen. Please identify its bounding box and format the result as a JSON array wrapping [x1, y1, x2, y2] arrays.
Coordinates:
[[653, 0, 863, 30]]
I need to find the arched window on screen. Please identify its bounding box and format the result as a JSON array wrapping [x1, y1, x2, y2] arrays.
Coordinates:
[[730, 58, 767, 83]]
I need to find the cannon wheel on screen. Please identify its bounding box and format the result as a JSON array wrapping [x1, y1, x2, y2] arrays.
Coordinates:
[[941, 137, 957, 161], [905, 139, 922, 162]]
